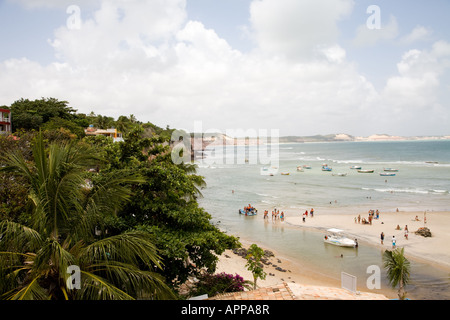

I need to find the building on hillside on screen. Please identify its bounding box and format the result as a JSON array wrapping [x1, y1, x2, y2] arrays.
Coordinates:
[[85, 125, 124, 142], [0, 108, 11, 134]]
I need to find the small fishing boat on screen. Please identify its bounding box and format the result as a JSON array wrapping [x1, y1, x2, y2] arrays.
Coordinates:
[[357, 169, 374, 173], [281, 172, 290, 175], [383, 168, 398, 172], [323, 229, 357, 248], [296, 166, 304, 172], [322, 165, 332, 171], [260, 167, 277, 176], [332, 173, 347, 177], [239, 208, 257, 216], [350, 165, 362, 169], [380, 172, 396, 176], [303, 165, 312, 169]]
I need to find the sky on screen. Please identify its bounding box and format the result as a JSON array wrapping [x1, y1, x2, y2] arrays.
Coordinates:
[[1, 0, 450, 137]]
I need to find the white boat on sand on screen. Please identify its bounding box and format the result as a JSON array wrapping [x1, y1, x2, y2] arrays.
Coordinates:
[[332, 173, 347, 177], [323, 229, 357, 248]]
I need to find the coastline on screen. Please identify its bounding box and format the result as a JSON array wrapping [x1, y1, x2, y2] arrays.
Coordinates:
[[215, 208, 450, 300], [215, 237, 396, 299], [283, 209, 450, 270]]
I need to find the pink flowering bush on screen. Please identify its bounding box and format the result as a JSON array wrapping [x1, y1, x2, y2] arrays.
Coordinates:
[[191, 272, 251, 298]]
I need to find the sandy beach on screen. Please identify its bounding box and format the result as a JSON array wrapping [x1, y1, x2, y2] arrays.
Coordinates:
[[215, 208, 450, 299], [216, 240, 342, 289], [284, 209, 450, 269], [215, 238, 396, 299]]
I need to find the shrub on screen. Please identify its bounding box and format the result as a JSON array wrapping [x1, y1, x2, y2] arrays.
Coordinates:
[[192, 272, 250, 297]]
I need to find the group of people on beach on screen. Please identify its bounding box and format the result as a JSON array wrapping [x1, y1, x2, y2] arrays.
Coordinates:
[[380, 232, 399, 248], [263, 209, 284, 221], [302, 208, 314, 222], [244, 204, 255, 212], [395, 224, 410, 240], [355, 209, 380, 225]]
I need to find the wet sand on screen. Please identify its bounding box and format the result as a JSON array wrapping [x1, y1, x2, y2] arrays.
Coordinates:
[[215, 209, 450, 299]]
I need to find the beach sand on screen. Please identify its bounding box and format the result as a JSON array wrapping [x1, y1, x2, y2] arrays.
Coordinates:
[[216, 240, 341, 289], [215, 239, 394, 299], [215, 209, 450, 299], [285, 209, 450, 269]]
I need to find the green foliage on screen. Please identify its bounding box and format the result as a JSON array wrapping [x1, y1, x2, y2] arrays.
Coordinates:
[[383, 248, 411, 300], [0, 133, 173, 300], [41, 117, 85, 138], [10, 98, 77, 131], [191, 272, 251, 298], [96, 126, 240, 287], [1, 97, 241, 298], [245, 244, 267, 290]]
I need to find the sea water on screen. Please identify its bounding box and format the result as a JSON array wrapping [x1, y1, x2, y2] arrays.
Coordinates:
[[196, 140, 450, 300]]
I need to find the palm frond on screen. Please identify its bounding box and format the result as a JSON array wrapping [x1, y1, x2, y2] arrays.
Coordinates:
[[79, 231, 162, 270], [84, 171, 145, 217], [0, 220, 43, 253], [33, 239, 76, 279], [86, 261, 174, 299], [75, 270, 134, 300], [4, 276, 49, 300], [383, 248, 411, 289]]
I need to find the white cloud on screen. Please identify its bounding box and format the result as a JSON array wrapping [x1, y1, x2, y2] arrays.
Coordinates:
[[7, 0, 100, 9], [320, 45, 347, 63], [378, 41, 450, 132], [50, 0, 187, 66], [248, 0, 353, 60], [353, 15, 398, 47], [400, 25, 433, 45], [0, 0, 449, 136]]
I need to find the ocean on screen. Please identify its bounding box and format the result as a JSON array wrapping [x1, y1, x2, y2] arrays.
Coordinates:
[[196, 140, 450, 300]]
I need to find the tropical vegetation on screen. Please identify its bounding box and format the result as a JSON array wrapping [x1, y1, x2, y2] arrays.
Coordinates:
[[245, 244, 267, 290], [0, 97, 240, 300], [383, 248, 411, 300], [190, 272, 251, 298]]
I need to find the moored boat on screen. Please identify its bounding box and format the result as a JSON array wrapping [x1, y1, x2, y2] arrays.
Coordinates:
[[323, 229, 357, 248], [239, 207, 257, 216], [350, 165, 362, 169], [357, 169, 374, 173], [380, 172, 396, 176], [322, 165, 332, 171], [384, 168, 398, 172]]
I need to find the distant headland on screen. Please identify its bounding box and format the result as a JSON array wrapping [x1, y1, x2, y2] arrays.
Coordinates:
[[189, 132, 450, 150], [278, 133, 450, 143]]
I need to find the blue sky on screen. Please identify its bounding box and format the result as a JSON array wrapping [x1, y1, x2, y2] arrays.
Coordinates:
[[1, 0, 449, 137]]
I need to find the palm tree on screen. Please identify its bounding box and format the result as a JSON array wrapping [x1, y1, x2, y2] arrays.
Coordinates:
[[383, 248, 411, 300], [178, 162, 206, 200], [0, 133, 174, 300]]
